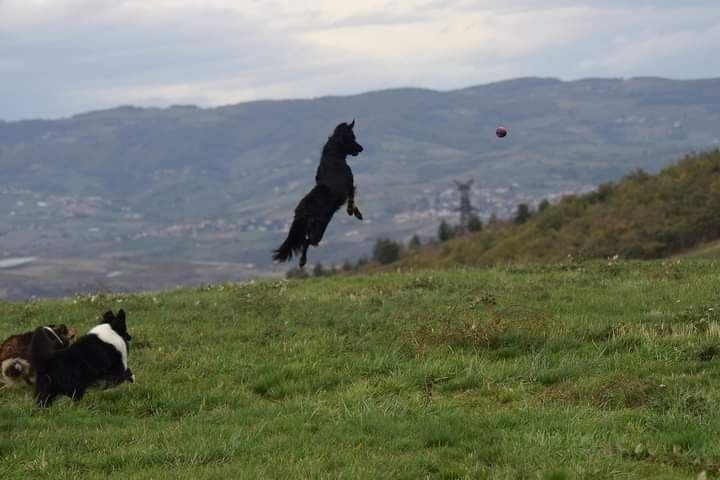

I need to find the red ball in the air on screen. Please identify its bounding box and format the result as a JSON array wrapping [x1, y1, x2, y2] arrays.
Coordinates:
[[496, 126, 508, 138]]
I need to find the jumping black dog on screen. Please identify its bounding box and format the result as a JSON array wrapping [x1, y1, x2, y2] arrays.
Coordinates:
[[273, 121, 364, 267]]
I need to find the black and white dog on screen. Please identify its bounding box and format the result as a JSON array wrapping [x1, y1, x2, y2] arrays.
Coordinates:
[[29, 309, 135, 407]]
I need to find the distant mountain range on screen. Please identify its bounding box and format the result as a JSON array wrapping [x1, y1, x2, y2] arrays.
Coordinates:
[[1, 77, 719, 298]]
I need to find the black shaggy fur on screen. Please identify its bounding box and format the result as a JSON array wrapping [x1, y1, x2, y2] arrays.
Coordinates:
[[0, 324, 76, 387], [273, 121, 364, 267], [29, 310, 134, 407]]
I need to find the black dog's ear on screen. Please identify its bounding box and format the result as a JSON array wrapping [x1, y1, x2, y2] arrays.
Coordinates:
[[117, 309, 126, 321], [28, 326, 56, 369], [349, 119, 355, 129], [102, 310, 115, 323]]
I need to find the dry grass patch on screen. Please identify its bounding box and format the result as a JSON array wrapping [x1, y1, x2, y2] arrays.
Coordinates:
[[406, 298, 556, 355]]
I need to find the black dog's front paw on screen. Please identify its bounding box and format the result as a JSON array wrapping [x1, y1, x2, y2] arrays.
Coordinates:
[[353, 207, 363, 220]]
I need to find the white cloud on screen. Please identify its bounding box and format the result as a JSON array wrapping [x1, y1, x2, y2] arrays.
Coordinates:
[[300, 7, 593, 62], [577, 13, 720, 74], [0, 0, 719, 120]]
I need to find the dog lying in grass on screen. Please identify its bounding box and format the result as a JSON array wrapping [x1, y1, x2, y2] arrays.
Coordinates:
[[29, 310, 134, 407], [273, 120, 364, 267], [0, 324, 76, 387]]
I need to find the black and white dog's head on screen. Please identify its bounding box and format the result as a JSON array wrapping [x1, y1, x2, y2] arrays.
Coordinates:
[[100, 309, 131, 343], [89, 309, 132, 372], [331, 120, 364, 157]]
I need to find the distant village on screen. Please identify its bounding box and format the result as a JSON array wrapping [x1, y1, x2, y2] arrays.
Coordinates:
[[1, 180, 595, 259]]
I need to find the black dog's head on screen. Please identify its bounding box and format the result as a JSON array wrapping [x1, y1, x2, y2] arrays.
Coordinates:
[[101, 309, 131, 343], [332, 120, 363, 157]]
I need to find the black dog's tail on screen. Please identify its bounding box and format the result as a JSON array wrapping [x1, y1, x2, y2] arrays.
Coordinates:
[[28, 327, 56, 373], [274, 185, 343, 263], [273, 216, 307, 262]]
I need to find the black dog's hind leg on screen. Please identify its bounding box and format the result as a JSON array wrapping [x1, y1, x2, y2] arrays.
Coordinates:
[[298, 226, 317, 268], [347, 186, 363, 220], [299, 241, 309, 268], [298, 215, 312, 268], [71, 388, 86, 402], [34, 374, 57, 408], [300, 213, 334, 267], [36, 392, 58, 408]]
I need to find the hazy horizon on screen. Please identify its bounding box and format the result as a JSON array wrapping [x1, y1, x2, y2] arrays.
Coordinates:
[[2, 0, 719, 121], [5, 74, 719, 123]]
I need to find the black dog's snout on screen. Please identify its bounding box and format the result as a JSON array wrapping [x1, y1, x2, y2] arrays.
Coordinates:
[[356, 143, 364, 152]]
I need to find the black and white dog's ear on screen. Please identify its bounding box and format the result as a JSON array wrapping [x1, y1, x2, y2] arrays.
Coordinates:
[[102, 310, 115, 323], [112, 310, 131, 341], [349, 119, 355, 129]]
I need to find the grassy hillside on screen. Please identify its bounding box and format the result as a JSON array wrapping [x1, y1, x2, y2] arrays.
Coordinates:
[[2, 77, 720, 298], [390, 150, 720, 270], [680, 240, 720, 260], [2, 261, 720, 478]]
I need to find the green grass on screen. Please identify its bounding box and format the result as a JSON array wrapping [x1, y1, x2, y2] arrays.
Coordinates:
[[681, 240, 720, 259], [2, 260, 720, 479]]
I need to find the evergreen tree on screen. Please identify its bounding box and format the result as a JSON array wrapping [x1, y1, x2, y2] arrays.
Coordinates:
[[373, 238, 402, 264], [467, 214, 483, 232], [408, 234, 422, 249], [487, 213, 499, 228], [438, 220, 455, 242], [312, 262, 326, 277], [514, 204, 532, 224]]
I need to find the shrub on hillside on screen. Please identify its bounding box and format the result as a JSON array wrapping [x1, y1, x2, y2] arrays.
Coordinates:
[[438, 220, 456, 242], [514, 203, 532, 224], [313, 263, 327, 277], [286, 267, 309, 279], [408, 235, 422, 249], [373, 238, 402, 264], [396, 150, 720, 266], [467, 214, 483, 232]]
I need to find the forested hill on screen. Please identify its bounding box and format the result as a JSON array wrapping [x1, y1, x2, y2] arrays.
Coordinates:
[[1, 77, 719, 297], [386, 150, 720, 269]]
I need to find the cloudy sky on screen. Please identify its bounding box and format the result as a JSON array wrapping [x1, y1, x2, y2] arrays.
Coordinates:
[[1, 0, 719, 120]]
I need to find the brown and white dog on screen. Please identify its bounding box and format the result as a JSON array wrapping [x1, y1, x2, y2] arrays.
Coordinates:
[[0, 324, 76, 387]]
